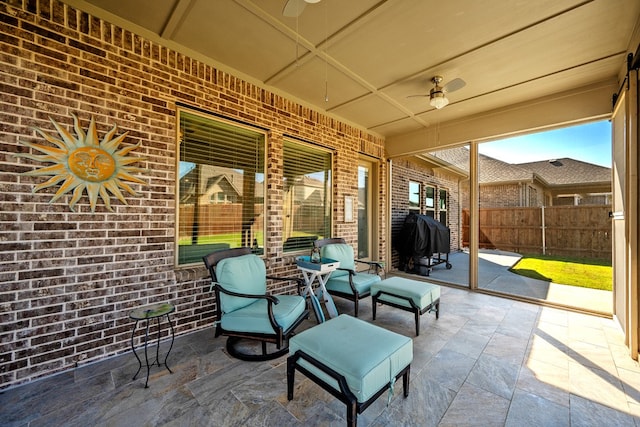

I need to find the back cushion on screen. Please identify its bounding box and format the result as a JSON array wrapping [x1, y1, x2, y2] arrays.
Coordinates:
[[321, 243, 355, 275], [216, 254, 267, 313]]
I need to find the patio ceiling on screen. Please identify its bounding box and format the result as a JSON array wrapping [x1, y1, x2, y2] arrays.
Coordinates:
[[65, 0, 639, 155]]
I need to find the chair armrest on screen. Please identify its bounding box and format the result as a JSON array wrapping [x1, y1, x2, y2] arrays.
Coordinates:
[[266, 276, 306, 295], [354, 259, 383, 269], [214, 282, 284, 334], [354, 259, 385, 277], [337, 267, 357, 275], [214, 283, 279, 304]]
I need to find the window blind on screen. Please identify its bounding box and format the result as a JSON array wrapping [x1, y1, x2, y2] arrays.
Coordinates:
[[177, 110, 265, 265], [282, 140, 332, 252]]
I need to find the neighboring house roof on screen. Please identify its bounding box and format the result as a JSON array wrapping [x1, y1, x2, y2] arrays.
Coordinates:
[[429, 147, 536, 184], [429, 147, 610, 187], [205, 174, 241, 197], [180, 164, 324, 204], [427, 146, 469, 171], [477, 155, 534, 184], [515, 158, 610, 186], [179, 164, 265, 203], [292, 175, 324, 188]]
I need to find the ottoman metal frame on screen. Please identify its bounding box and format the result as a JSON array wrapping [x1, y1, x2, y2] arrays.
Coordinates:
[[287, 349, 410, 427], [372, 288, 439, 336]]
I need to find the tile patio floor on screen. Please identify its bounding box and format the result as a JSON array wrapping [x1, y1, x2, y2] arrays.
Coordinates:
[[2, 284, 639, 426]]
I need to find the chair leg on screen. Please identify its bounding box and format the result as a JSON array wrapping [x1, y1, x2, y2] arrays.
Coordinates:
[[287, 357, 295, 400], [354, 298, 359, 317], [414, 310, 420, 336], [403, 366, 410, 398], [347, 401, 357, 427]]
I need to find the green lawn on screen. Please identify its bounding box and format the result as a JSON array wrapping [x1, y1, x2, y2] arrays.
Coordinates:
[[509, 254, 612, 291]]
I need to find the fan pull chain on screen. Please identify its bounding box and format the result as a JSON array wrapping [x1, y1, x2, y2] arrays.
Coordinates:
[[295, 10, 300, 67]]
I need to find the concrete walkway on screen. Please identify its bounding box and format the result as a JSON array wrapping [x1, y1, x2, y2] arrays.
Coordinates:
[[400, 249, 613, 316]]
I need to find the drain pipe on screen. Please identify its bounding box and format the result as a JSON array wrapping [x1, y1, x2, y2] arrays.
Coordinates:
[[469, 143, 479, 290], [541, 205, 546, 255]]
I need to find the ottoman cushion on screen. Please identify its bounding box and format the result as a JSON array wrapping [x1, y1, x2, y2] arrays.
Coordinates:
[[289, 314, 413, 403], [371, 277, 440, 310]]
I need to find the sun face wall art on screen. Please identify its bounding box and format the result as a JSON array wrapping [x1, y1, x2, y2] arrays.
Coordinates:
[[18, 113, 147, 213]]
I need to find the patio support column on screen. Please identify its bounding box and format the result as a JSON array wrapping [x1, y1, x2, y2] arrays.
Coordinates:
[[628, 69, 639, 359], [469, 142, 479, 290]]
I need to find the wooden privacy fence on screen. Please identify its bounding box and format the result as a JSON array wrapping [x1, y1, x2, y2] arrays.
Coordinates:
[[462, 205, 612, 260], [179, 203, 323, 240]]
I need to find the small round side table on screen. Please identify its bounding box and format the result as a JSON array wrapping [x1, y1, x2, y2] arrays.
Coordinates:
[[129, 302, 175, 388]]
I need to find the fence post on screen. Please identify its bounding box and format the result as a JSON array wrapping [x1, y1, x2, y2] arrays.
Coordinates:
[[541, 205, 546, 255]]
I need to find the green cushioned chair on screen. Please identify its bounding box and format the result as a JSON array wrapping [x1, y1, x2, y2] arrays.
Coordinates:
[[314, 238, 384, 317], [203, 247, 309, 361]]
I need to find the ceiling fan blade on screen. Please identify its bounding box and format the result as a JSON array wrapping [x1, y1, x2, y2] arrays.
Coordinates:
[[443, 78, 466, 93], [407, 94, 429, 98], [283, 0, 307, 17]]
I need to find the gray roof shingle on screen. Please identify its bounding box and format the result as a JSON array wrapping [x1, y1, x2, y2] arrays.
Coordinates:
[[516, 158, 610, 185], [429, 148, 610, 186]]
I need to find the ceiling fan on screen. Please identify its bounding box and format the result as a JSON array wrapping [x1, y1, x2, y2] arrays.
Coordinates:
[[409, 76, 466, 109], [283, 0, 321, 17]]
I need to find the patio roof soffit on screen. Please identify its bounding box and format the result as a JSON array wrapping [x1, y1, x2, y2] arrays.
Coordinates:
[[387, 80, 617, 159]]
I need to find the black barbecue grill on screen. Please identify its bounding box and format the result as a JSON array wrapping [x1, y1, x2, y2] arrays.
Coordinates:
[[396, 213, 452, 276]]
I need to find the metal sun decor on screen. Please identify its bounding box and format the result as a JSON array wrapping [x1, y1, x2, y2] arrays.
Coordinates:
[[19, 113, 146, 213]]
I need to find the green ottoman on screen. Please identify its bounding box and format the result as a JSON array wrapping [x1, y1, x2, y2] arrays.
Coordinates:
[[371, 277, 440, 336], [287, 314, 412, 427]]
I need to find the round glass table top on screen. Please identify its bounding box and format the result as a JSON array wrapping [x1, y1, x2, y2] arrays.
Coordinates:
[[129, 302, 175, 320]]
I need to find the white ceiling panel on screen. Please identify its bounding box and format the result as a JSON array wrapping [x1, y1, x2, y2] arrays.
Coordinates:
[[330, 93, 411, 129], [66, 0, 640, 147]]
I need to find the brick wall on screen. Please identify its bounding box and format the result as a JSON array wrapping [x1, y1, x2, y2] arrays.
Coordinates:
[[0, 0, 385, 388], [390, 157, 462, 267], [476, 183, 544, 208]]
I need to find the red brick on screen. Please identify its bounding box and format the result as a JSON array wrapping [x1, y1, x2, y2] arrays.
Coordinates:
[[0, 0, 386, 390]]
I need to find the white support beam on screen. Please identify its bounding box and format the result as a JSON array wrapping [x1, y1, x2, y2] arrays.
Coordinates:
[[386, 81, 617, 158]]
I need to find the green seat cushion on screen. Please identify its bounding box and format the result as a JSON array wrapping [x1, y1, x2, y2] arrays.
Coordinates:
[[289, 314, 413, 403], [320, 244, 355, 278], [371, 277, 440, 310], [217, 254, 267, 313], [325, 272, 381, 295], [221, 295, 307, 334]]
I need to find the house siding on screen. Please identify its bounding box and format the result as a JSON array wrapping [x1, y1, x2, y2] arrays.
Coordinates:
[[0, 0, 385, 388], [477, 183, 545, 208]]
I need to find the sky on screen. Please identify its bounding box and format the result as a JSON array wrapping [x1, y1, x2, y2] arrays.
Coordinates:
[[477, 120, 612, 167]]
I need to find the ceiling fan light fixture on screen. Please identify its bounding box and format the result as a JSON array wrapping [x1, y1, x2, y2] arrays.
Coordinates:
[[305, 0, 322, 3], [429, 90, 449, 109]]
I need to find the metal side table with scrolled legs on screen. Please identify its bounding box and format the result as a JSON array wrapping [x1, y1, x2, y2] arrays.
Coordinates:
[[129, 302, 175, 388]]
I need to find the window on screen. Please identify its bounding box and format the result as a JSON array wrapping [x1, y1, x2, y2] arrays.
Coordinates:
[[357, 162, 371, 260], [409, 181, 421, 213], [282, 140, 332, 252], [177, 109, 265, 265], [425, 185, 435, 218], [439, 188, 448, 224]]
